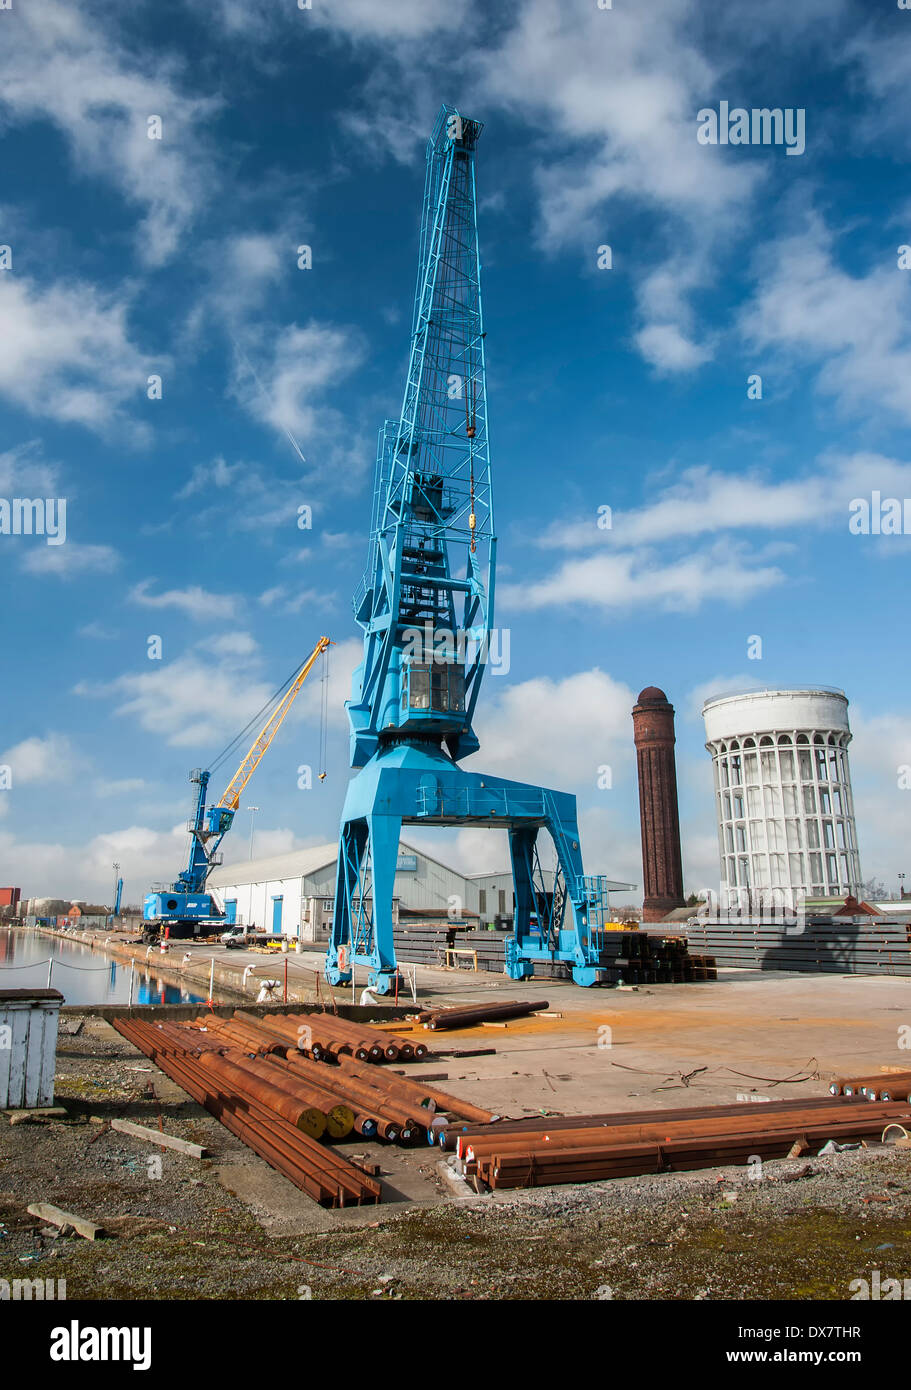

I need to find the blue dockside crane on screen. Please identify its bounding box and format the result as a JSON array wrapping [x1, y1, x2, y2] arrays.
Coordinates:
[[144, 636, 330, 939], [325, 106, 613, 995]]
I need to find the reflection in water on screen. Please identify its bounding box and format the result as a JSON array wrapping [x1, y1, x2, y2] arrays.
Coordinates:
[[0, 926, 204, 1007]]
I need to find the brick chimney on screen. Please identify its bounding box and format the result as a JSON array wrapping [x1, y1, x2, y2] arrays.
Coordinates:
[[632, 686, 686, 922]]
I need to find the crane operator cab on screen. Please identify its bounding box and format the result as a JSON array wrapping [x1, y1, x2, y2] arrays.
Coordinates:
[[402, 657, 465, 720]]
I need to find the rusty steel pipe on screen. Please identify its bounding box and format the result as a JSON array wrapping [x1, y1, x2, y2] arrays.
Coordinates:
[[112, 1018, 380, 1207]]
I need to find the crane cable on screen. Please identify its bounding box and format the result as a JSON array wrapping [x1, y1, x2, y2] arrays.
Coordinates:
[[318, 643, 330, 781], [207, 655, 313, 777]]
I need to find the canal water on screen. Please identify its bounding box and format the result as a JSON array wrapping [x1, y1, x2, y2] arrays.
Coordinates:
[[0, 927, 204, 1007]]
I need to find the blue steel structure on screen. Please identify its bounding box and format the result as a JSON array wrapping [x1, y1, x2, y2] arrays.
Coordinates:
[[325, 106, 613, 994], [144, 636, 331, 938], [142, 769, 235, 935]]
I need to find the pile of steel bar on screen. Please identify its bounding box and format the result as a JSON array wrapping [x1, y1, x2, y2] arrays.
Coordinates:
[[683, 915, 911, 976], [192, 1012, 496, 1136], [184, 1008, 426, 1063], [830, 1070, 911, 1102], [446, 1094, 911, 1190], [333, 1053, 496, 1127], [125, 1010, 492, 1147], [272, 1050, 483, 1143], [440, 1096, 867, 1151], [111, 1018, 381, 1207], [416, 999, 549, 1030], [227, 1008, 427, 1062], [594, 932, 717, 984]]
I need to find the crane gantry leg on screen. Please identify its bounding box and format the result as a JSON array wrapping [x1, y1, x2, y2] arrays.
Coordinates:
[[325, 745, 610, 993]]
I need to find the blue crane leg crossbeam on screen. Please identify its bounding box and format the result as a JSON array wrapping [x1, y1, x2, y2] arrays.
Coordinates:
[[325, 743, 613, 993]]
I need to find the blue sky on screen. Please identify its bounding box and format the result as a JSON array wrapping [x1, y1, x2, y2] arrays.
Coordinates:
[[2, 0, 911, 905]]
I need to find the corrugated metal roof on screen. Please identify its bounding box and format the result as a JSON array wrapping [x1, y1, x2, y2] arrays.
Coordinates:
[[209, 838, 468, 889], [465, 870, 638, 892], [208, 843, 337, 888]]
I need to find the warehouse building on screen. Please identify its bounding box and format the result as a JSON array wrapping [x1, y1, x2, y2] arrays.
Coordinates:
[[467, 870, 638, 927], [209, 846, 638, 940], [208, 841, 476, 941]]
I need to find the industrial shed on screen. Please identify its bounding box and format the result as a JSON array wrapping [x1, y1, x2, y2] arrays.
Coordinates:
[[208, 840, 477, 941]]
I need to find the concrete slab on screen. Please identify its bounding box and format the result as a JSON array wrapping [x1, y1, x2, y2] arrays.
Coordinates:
[[86, 964, 911, 1229]]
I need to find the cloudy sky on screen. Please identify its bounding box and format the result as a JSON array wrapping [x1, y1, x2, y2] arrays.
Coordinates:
[[2, 0, 911, 904]]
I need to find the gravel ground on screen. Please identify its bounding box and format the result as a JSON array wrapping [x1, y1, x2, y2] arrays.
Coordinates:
[[2, 1016, 910, 1301]]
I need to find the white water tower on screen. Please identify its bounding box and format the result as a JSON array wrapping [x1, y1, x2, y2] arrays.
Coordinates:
[[702, 687, 862, 910]]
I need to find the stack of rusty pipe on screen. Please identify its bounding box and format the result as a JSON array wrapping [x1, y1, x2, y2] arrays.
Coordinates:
[[276, 1049, 496, 1143], [111, 1018, 381, 1207], [417, 999, 549, 1031], [447, 1094, 911, 1190], [195, 1009, 427, 1063], [187, 1011, 494, 1143]]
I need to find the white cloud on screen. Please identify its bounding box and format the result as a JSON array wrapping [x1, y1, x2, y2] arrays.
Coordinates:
[[473, 0, 759, 370], [93, 777, 149, 798], [502, 543, 784, 615], [77, 653, 274, 750], [203, 631, 259, 658], [635, 322, 712, 373], [0, 734, 83, 785], [0, 821, 198, 903], [129, 580, 239, 622], [0, 441, 59, 496], [175, 456, 246, 501], [0, 274, 154, 431], [0, 0, 219, 265], [472, 667, 636, 787], [524, 451, 911, 618], [257, 584, 334, 616], [21, 542, 121, 577], [170, 453, 321, 534], [74, 634, 357, 750], [232, 321, 364, 443], [740, 221, 911, 424], [542, 463, 845, 552], [259, 585, 286, 607], [193, 0, 467, 43]]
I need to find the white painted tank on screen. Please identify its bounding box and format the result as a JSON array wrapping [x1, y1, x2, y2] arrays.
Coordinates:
[[702, 687, 862, 908]]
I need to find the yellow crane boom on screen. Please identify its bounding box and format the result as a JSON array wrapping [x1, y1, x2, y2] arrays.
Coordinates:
[[214, 635, 331, 812]]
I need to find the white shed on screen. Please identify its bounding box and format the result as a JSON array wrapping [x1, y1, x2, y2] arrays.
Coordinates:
[[208, 839, 476, 941]]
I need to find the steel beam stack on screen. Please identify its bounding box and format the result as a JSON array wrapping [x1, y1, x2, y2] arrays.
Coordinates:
[[683, 915, 911, 975], [829, 1069, 911, 1102], [444, 1095, 911, 1190]]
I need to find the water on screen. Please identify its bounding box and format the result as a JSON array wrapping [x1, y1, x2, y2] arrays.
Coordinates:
[[0, 927, 204, 1007]]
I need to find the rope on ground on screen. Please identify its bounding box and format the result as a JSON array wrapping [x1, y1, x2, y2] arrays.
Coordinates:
[[609, 1058, 821, 1090]]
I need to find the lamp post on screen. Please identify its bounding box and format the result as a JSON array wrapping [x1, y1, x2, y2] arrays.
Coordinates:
[[247, 806, 259, 860], [899, 872, 906, 901]]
